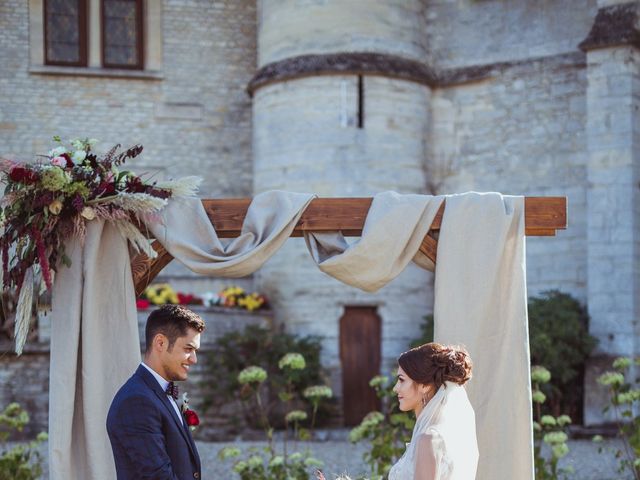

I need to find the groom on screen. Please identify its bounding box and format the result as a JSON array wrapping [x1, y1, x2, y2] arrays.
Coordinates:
[[107, 304, 205, 479]]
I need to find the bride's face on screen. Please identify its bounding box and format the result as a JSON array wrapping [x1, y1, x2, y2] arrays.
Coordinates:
[[393, 366, 428, 413]]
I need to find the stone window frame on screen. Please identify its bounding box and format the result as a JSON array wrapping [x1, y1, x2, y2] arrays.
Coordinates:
[[29, 0, 163, 80]]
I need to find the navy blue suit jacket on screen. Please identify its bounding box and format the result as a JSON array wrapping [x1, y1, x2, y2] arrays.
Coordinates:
[[107, 365, 201, 479]]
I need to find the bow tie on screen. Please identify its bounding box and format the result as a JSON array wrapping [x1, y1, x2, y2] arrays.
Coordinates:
[[165, 381, 179, 400]]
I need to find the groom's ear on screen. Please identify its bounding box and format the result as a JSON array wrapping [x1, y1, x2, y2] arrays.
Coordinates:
[[152, 333, 169, 352]]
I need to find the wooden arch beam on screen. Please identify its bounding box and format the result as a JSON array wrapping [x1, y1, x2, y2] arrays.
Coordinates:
[[132, 196, 567, 296]]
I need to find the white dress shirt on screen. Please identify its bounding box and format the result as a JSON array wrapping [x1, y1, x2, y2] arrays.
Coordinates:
[[141, 362, 183, 425]]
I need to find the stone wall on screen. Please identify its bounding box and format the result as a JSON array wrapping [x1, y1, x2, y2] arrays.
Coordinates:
[[425, 0, 597, 69], [430, 53, 589, 301], [0, 0, 256, 198]]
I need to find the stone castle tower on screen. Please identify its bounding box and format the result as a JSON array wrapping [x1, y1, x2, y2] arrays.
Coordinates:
[[1, 0, 639, 426], [252, 1, 433, 422]]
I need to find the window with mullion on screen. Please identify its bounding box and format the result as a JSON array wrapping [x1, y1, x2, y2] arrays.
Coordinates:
[[44, 0, 87, 66], [101, 0, 144, 69]]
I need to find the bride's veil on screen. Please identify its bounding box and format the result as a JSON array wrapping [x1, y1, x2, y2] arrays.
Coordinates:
[[410, 381, 479, 479]]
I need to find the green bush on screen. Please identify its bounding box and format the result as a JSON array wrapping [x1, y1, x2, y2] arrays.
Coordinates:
[[528, 290, 597, 421], [201, 325, 331, 430], [348, 375, 414, 479], [0, 403, 47, 480], [409, 314, 434, 348]]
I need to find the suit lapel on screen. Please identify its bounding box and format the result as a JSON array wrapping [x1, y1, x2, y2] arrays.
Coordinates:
[[135, 366, 199, 463]]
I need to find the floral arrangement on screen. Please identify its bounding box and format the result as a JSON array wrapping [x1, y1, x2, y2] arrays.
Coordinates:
[[137, 283, 203, 310], [137, 284, 268, 312], [203, 286, 268, 312], [0, 136, 200, 353]]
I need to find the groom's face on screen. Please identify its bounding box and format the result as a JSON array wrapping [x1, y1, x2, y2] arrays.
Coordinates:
[[159, 327, 201, 382]]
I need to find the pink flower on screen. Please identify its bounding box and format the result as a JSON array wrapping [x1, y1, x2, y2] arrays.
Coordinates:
[[51, 156, 67, 168]]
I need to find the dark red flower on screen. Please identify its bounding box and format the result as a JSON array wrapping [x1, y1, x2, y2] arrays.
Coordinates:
[[8, 165, 39, 184], [184, 409, 200, 427], [96, 181, 116, 196], [125, 176, 146, 193], [61, 153, 72, 163], [136, 299, 150, 310]]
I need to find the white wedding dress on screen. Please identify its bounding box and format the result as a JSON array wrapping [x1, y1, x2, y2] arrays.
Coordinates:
[[388, 382, 478, 480]]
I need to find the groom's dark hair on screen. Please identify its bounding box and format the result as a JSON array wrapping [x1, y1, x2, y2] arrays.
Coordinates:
[[145, 304, 205, 352]]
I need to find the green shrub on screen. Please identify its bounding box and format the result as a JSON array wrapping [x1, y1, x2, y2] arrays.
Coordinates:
[[528, 290, 597, 421], [0, 403, 47, 480], [409, 314, 434, 348], [348, 375, 414, 479], [201, 325, 330, 430]]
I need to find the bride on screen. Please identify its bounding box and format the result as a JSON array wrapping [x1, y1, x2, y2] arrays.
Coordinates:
[[317, 342, 478, 480], [388, 342, 478, 480]]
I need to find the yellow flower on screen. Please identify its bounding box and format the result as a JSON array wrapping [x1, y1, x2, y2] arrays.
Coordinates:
[[48, 200, 63, 215]]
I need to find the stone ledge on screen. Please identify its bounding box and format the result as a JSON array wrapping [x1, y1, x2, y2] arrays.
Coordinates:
[[247, 52, 437, 95], [247, 51, 586, 94], [0, 339, 50, 354], [579, 2, 640, 52], [29, 65, 164, 80]]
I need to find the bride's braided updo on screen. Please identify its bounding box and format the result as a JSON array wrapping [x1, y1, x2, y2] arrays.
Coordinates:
[[398, 343, 472, 390]]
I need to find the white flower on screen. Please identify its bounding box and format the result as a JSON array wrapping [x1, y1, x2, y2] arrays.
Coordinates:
[[80, 206, 96, 220], [51, 156, 67, 168], [70, 139, 84, 150], [49, 146, 67, 157], [72, 150, 87, 163]]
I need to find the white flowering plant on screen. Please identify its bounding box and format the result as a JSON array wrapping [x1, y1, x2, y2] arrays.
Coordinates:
[[595, 357, 640, 479], [219, 354, 334, 480], [531, 365, 573, 480]]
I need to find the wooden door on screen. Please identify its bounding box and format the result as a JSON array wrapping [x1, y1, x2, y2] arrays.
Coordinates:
[[340, 306, 382, 426]]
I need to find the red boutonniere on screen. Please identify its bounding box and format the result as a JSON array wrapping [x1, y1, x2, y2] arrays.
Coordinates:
[[184, 408, 200, 430], [178, 392, 200, 431]]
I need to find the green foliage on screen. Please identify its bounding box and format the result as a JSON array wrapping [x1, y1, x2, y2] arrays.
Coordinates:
[[531, 366, 574, 480], [0, 403, 47, 480], [595, 357, 640, 480], [409, 314, 434, 347], [202, 325, 328, 429], [219, 353, 332, 480], [220, 446, 322, 480], [348, 375, 414, 479], [528, 290, 597, 419]]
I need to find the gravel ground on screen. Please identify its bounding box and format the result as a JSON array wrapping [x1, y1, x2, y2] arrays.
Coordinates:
[[31, 437, 634, 479], [200, 437, 633, 480]]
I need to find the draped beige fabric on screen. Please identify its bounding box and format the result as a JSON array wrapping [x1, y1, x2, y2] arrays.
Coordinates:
[[434, 192, 533, 480], [48, 190, 532, 480], [49, 191, 315, 479], [49, 221, 140, 480]]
